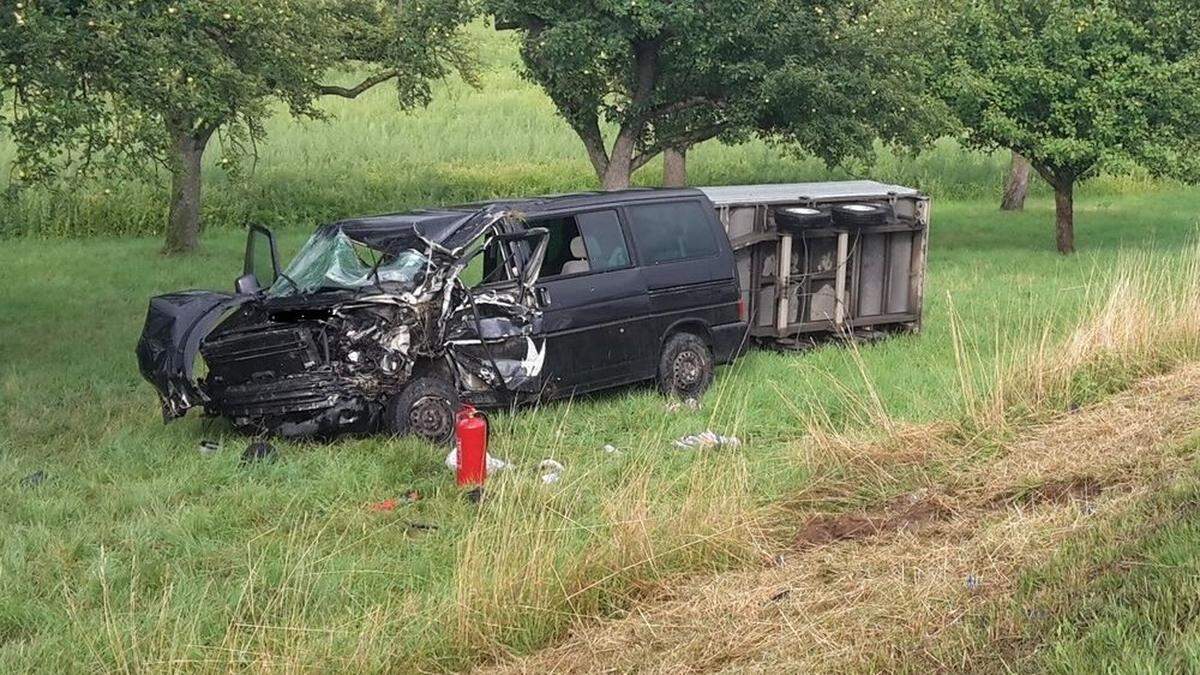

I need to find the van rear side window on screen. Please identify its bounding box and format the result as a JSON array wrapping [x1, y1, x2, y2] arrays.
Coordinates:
[[626, 201, 718, 265]]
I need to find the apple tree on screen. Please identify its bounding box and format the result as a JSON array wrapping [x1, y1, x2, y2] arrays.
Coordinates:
[[1, 0, 476, 253]]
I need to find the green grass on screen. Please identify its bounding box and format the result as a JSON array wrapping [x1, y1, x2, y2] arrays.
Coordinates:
[[3, 187, 1199, 671], [4, 20, 1200, 673], [975, 446, 1200, 673]]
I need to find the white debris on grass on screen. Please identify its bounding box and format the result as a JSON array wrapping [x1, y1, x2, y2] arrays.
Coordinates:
[[538, 459, 565, 484], [673, 430, 742, 450], [602, 443, 621, 454], [444, 449, 514, 473], [665, 397, 701, 413]]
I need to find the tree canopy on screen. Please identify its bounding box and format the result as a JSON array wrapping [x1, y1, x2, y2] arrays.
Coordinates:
[[1, 0, 476, 253], [490, 0, 949, 189], [940, 0, 1200, 253]]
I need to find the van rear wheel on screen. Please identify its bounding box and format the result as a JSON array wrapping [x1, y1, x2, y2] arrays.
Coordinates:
[[386, 376, 459, 445], [657, 332, 714, 399]]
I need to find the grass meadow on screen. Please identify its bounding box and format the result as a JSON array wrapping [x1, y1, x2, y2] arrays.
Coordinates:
[[3, 23, 1200, 673]]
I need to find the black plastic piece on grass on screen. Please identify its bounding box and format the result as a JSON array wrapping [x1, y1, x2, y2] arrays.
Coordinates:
[[20, 470, 46, 489], [241, 441, 277, 465]]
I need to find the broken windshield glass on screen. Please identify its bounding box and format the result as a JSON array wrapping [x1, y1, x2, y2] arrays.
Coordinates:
[[268, 231, 433, 298]]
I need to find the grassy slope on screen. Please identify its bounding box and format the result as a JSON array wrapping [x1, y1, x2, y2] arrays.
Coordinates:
[[3, 21, 1200, 674]]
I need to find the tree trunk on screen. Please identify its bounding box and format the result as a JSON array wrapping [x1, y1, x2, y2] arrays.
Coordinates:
[[1001, 151, 1031, 211], [1053, 179, 1075, 255], [600, 131, 637, 190], [663, 146, 688, 187], [163, 126, 211, 255]]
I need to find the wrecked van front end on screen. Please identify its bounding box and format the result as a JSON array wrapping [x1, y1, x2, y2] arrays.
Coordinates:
[[136, 206, 549, 442]]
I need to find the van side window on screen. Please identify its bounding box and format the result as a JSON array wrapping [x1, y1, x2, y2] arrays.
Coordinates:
[[533, 216, 583, 277], [530, 211, 631, 277], [461, 238, 513, 287], [576, 210, 631, 272], [626, 201, 718, 265]]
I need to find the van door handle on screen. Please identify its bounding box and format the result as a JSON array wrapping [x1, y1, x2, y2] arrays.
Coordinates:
[[536, 287, 552, 306]]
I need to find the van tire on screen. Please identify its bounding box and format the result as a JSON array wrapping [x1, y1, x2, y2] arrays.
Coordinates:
[[657, 332, 715, 399], [386, 376, 459, 445]]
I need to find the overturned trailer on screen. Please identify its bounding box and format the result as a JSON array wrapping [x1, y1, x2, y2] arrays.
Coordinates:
[[699, 181, 929, 346]]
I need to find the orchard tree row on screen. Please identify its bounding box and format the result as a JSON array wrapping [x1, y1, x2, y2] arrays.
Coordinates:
[[3, 0, 1200, 255]]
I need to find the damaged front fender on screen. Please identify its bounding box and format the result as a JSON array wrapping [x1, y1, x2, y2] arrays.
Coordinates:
[[135, 290, 252, 420]]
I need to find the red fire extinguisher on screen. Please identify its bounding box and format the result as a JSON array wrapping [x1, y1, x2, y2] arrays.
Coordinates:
[[455, 405, 488, 487]]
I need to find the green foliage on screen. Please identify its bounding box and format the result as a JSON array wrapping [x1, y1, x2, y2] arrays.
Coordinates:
[[941, 0, 1200, 186], [0, 0, 476, 251], [1, 0, 476, 179], [489, 0, 950, 186]]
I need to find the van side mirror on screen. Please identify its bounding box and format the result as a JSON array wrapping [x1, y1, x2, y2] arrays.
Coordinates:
[[242, 224, 279, 292], [235, 273, 261, 296]]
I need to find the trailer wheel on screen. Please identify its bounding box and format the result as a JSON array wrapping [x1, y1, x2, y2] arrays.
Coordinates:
[[657, 332, 715, 400], [386, 375, 459, 445], [831, 203, 890, 228], [776, 206, 833, 232]]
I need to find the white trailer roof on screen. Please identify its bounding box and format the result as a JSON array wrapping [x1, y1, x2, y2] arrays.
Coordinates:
[[698, 180, 922, 206]]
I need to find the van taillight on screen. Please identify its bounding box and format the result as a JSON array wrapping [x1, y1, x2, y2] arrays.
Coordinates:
[[738, 297, 747, 322]]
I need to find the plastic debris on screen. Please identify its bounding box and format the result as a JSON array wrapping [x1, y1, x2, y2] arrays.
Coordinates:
[[445, 449, 513, 474], [198, 440, 220, 455], [665, 397, 702, 413], [369, 490, 422, 512], [20, 470, 46, 488], [241, 440, 277, 465], [673, 431, 742, 450], [966, 574, 981, 592], [539, 459, 565, 484], [602, 444, 621, 454]]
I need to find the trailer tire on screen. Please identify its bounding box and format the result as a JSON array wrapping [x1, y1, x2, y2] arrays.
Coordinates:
[[657, 332, 715, 400], [386, 375, 459, 446], [776, 206, 833, 232], [832, 203, 890, 228]]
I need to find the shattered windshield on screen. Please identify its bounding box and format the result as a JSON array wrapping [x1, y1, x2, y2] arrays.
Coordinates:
[[267, 231, 433, 298]]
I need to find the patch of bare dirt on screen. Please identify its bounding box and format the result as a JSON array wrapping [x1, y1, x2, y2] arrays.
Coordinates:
[[794, 494, 953, 549], [483, 364, 1200, 674]]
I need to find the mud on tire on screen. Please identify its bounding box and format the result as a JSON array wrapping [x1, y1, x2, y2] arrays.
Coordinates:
[[386, 375, 459, 445], [657, 332, 715, 399]]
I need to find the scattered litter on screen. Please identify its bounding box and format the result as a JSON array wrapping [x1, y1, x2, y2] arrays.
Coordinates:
[[465, 486, 485, 504], [966, 574, 981, 592], [771, 553, 786, 567], [369, 490, 422, 512], [370, 499, 399, 512], [673, 431, 742, 450], [602, 443, 621, 454], [665, 397, 702, 413], [198, 440, 220, 455], [241, 441, 277, 465], [768, 589, 792, 603], [20, 470, 46, 489], [445, 449, 513, 474], [539, 459, 565, 484]]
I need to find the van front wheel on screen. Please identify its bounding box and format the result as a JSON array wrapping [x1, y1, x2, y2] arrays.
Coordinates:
[[657, 332, 714, 399], [386, 376, 459, 445]]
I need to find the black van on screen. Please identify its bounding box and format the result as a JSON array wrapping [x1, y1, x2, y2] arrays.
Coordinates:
[[136, 189, 748, 443]]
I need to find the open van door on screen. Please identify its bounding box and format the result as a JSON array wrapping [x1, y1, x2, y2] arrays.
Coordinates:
[[443, 226, 550, 400]]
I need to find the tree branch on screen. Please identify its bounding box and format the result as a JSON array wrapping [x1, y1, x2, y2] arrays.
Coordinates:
[[631, 122, 727, 172], [318, 70, 399, 99], [640, 96, 713, 124], [575, 115, 611, 178]]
